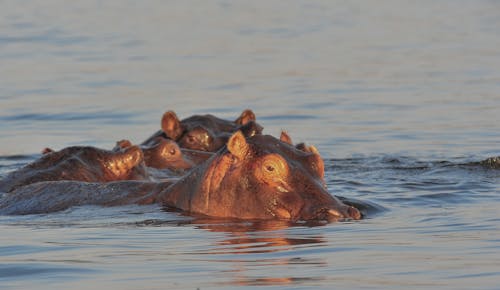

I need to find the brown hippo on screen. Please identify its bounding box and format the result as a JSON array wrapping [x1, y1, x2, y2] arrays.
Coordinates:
[[142, 109, 263, 152], [114, 138, 213, 173], [0, 131, 361, 222], [158, 131, 358, 220], [0, 145, 148, 193]]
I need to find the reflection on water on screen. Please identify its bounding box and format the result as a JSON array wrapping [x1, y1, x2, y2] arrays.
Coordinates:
[[187, 219, 328, 287], [218, 276, 323, 287], [193, 219, 326, 255]]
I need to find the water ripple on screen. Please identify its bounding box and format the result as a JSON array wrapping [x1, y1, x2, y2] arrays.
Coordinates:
[[0, 264, 95, 279], [0, 111, 139, 123], [260, 114, 318, 121], [0, 29, 90, 46]]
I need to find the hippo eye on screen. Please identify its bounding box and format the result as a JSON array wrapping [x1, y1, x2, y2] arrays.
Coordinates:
[[186, 135, 196, 144], [257, 154, 289, 180], [261, 156, 286, 174]]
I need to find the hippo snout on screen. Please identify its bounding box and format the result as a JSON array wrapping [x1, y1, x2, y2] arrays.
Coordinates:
[[331, 205, 362, 220], [311, 204, 362, 221]]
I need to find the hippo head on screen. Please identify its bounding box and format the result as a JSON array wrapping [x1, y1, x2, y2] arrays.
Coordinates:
[[141, 138, 194, 170], [162, 131, 361, 221], [160, 109, 262, 152], [115, 139, 212, 172]]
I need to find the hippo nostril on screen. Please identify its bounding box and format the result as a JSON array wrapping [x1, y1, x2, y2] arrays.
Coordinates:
[[348, 206, 362, 220], [275, 207, 291, 219], [327, 209, 342, 218], [327, 207, 362, 220]]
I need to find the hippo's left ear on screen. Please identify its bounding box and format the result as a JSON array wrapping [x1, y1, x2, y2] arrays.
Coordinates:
[[227, 131, 250, 160], [114, 139, 133, 150], [235, 109, 256, 125]]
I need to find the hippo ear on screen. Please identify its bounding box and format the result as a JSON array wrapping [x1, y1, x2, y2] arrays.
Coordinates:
[[279, 131, 293, 145], [227, 131, 250, 160], [308, 145, 325, 179], [161, 111, 183, 140], [41, 147, 54, 154], [235, 109, 256, 125], [115, 139, 133, 150]]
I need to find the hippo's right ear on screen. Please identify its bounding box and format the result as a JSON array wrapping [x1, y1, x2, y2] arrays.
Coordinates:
[[235, 109, 256, 125], [227, 131, 250, 160], [161, 111, 183, 140], [307, 145, 325, 180], [279, 131, 293, 145]]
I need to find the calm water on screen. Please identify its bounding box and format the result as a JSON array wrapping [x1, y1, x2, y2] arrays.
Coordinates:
[[1, 1, 500, 289]]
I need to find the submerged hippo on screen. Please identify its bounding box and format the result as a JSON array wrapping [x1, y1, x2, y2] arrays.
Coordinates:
[[0, 145, 148, 193], [159, 131, 358, 220], [114, 138, 213, 174], [142, 109, 263, 152], [0, 131, 361, 222]]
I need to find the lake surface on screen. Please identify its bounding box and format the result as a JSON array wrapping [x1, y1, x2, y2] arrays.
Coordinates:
[[1, 1, 499, 289]]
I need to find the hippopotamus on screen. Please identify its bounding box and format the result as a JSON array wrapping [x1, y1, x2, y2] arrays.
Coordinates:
[[142, 109, 263, 152], [0, 145, 148, 193], [158, 131, 358, 220], [114, 138, 213, 174], [0, 131, 361, 222]]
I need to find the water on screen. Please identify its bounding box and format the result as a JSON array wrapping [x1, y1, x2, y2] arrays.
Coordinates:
[[1, 1, 499, 289]]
